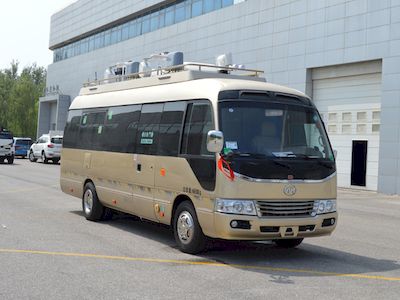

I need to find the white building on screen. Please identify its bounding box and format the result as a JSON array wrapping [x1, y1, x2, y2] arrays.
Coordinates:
[[40, 0, 400, 194]]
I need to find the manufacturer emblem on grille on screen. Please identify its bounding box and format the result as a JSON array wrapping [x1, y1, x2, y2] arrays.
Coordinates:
[[283, 184, 296, 196]]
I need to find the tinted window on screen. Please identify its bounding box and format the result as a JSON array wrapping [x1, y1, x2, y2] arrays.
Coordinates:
[[165, 6, 175, 25], [15, 139, 32, 146], [79, 111, 106, 150], [158, 101, 186, 156], [103, 105, 141, 153], [51, 137, 63, 144], [0, 132, 13, 139], [121, 24, 129, 40], [63, 110, 82, 148], [222, 0, 233, 7], [136, 103, 163, 155], [203, 0, 214, 13], [181, 102, 214, 156], [192, 0, 202, 17], [142, 15, 150, 33], [175, 3, 186, 22], [150, 11, 159, 31]]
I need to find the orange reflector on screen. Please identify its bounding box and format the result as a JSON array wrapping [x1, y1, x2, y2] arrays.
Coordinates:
[[160, 168, 166, 176], [112, 200, 117, 205]]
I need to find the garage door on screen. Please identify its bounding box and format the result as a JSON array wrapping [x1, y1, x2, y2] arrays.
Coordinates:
[[312, 60, 382, 190]]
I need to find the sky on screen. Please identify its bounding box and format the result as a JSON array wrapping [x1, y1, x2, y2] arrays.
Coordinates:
[[0, 0, 77, 70]]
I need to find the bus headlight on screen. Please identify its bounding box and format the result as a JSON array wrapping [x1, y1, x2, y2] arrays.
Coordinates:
[[215, 199, 257, 216], [312, 200, 336, 216]]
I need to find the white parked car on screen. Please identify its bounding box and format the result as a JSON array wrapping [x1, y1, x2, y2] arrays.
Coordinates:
[[0, 128, 14, 164], [29, 134, 63, 164]]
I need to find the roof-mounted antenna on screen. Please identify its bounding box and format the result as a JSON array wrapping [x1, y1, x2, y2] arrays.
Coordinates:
[[216, 53, 232, 74], [216, 53, 246, 74]]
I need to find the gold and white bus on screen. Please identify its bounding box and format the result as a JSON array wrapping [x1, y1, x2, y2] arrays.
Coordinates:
[[61, 59, 337, 253]]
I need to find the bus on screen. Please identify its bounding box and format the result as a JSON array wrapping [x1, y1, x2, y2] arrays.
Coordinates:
[[60, 58, 337, 254]]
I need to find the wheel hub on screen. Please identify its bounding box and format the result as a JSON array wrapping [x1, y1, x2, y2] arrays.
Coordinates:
[[83, 190, 93, 215], [177, 211, 194, 245]]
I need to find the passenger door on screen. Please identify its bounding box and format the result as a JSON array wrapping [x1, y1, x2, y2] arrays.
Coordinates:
[[132, 103, 163, 220]]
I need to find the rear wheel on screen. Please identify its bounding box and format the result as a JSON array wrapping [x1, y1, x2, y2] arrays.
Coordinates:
[[29, 151, 37, 162], [274, 238, 304, 248], [52, 158, 60, 164], [173, 201, 206, 254], [0, 158, 4, 163], [41, 152, 48, 164], [82, 182, 113, 221], [7, 156, 14, 164]]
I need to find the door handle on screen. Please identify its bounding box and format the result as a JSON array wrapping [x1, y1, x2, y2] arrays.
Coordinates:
[[137, 163, 142, 172]]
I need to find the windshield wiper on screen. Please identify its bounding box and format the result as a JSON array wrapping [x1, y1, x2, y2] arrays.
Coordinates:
[[292, 153, 321, 159], [224, 151, 267, 159], [224, 151, 293, 170], [292, 153, 333, 168]]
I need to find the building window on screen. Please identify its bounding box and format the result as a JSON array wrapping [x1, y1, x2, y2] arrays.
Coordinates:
[[192, 0, 202, 17], [52, 0, 237, 63]]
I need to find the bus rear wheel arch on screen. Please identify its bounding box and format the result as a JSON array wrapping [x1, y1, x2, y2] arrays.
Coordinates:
[[173, 200, 206, 254], [82, 181, 113, 221]]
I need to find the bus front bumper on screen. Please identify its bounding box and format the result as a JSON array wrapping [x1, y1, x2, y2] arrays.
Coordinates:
[[212, 212, 338, 240]]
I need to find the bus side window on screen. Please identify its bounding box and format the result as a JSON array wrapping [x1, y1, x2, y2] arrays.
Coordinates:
[[158, 101, 186, 156], [181, 102, 213, 156], [79, 111, 106, 150], [103, 104, 141, 153], [136, 103, 163, 155], [63, 110, 82, 148]]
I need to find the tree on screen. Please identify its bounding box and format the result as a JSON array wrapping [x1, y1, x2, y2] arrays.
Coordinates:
[[0, 61, 18, 128], [0, 62, 46, 138]]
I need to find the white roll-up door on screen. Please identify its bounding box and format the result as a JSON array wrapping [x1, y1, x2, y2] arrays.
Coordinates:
[[312, 60, 382, 190]]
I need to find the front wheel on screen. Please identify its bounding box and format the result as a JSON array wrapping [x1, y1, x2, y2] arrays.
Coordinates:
[[7, 156, 14, 164], [274, 238, 304, 248], [29, 151, 37, 162], [173, 201, 206, 254]]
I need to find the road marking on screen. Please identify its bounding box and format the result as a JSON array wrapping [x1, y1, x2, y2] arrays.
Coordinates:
[[0, 248, 399, 282]]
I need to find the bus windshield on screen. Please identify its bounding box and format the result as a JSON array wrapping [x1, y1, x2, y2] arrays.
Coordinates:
[[219, 100, 335, 180]]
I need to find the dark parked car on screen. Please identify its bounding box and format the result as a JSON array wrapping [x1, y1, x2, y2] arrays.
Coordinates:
[[13, 137, 33, 158]]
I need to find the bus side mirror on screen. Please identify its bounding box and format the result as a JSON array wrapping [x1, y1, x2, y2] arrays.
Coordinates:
[[207, 130, 224, 153]]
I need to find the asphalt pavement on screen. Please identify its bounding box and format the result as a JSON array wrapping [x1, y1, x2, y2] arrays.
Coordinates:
[[0, 159, 399, 299]]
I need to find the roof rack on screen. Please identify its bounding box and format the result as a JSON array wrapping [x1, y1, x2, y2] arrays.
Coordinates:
[[83, 63, 264, 88]]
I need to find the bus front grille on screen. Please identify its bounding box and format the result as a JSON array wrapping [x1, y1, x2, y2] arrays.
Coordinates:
[[256, 200, 315, 217]]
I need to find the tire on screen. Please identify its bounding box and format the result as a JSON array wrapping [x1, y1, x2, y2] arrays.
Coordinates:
[[82, 182, 112, 221], [41, 152, 48, 164], [29, 151, 37, 162], [7, 156, 14, 164], [52, 159, 60, 164], [274, 238, 304, 248], [0, 158, 4, 163], [173, 201, 206, 254]]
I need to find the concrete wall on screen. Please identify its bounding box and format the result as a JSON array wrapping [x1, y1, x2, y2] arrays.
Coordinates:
[[46, 0, 400, 194]]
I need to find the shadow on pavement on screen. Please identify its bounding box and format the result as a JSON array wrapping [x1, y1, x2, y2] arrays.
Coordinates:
[[69, 210, 400, 281]]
